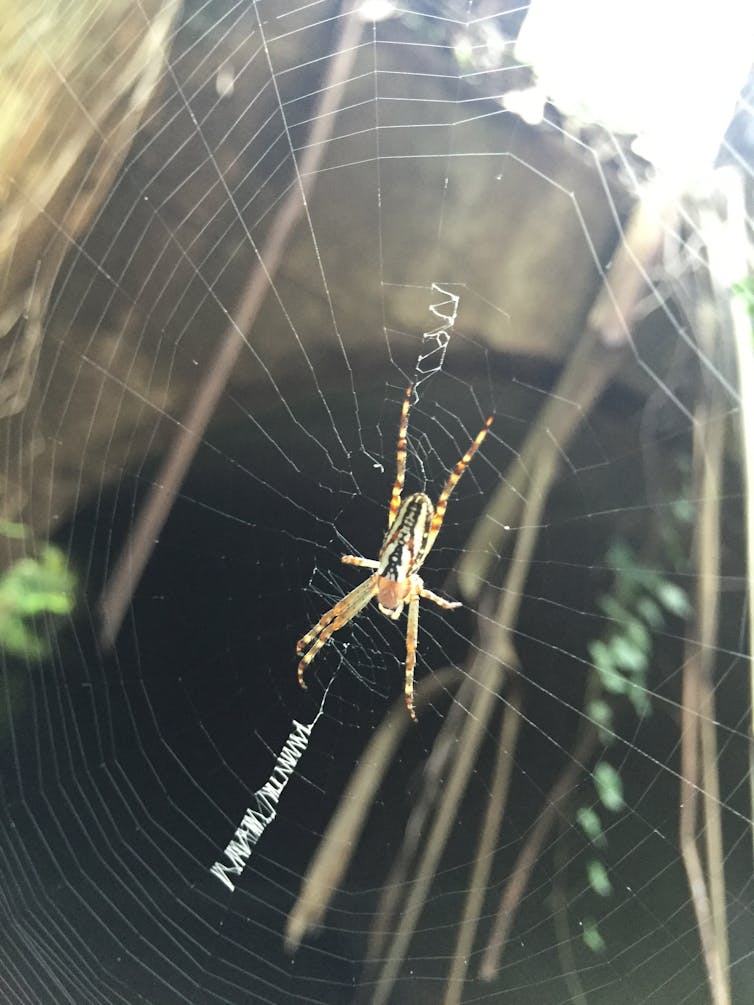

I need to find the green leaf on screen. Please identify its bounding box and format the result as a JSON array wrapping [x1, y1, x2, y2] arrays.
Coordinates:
[[654, 580, 690, 618], [0, 545, 76, 658], [587, 698, 614, 736], [593, 762, 625, 812], [576, 806, 607, 849], [0, 614, 49, 658], [608, 635, 648, 676], [588, 640, 627, 694], [0, 553, 74, 617], [588, 639, 610, 668], [587, 859, 613, 897], [636, 595, 664, 630], [600, 668, 627, 695], [582, 918, 606, 954], [624, 617, 651, 653]]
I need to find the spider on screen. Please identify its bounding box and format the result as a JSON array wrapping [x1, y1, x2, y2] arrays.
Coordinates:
[[297, 385, 493, 720]]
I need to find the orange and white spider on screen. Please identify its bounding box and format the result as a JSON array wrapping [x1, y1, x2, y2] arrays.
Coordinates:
[[297, 385, 493, 719]]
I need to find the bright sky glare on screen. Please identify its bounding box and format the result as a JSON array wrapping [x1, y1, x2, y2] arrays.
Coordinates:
[[515, 0, 754, 177]]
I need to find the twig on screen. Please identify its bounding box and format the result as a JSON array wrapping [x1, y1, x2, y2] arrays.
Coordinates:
[[677, 181, 734, 1005], [284, 667, 462, 953], [697, 192, 736, 1000], [478, 725, 597, 981], [457, 180, 678, 601], [368, 645, 509, 1005], [99, 3, 365, 646], [714, 167, 754, 865], [443, 684, 523, 1005], [679, 399, 729, 1005], [361, 670, 474, 973]]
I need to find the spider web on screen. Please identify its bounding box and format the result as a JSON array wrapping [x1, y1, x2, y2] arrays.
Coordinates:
[[1, 2, 753, 1004]]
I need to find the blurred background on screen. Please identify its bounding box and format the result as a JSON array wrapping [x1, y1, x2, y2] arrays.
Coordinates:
[[1, 2, 753, 1002]]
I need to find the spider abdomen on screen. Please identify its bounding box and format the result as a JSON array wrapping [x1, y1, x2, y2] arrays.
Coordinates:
[[378, 492, 433, 584], [376, 576, 413, 617]]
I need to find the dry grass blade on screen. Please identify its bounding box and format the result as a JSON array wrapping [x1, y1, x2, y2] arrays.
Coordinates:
[[479, 725, 597, 981], [680, 400, 729, 1005], [285, 668, 461, 953], [99, 1, 365, 646], [715, 168, 754, 865], [443, 685, 523, 1005], [362, 673, 475, 973], [369, 647, 508, 1005], [458, 180, 678, 602], [678, 182, 734, 1005]]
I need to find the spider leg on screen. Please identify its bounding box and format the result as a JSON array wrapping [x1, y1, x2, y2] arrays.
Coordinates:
[[388, 385, 412, 528], [297, 575, 378, 688], [426, 413, 493, 550], [419, 586, 462, 610], [341, 554, 380, 569], [404, 585, 420, 720]]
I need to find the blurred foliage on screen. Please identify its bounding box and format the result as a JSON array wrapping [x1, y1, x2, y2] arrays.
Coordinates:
[[576, 806, 606, 849], [587, 540, 690, 727], [592, 760, 625, 812], [732, 276, 754, 320], [578, 528, 691, 953], [0, 523, 75, 659], [582, 918, 606, 954], [586, 859, 612, 898]]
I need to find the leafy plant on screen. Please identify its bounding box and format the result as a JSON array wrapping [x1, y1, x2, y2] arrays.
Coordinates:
[[578, 534, 690, 953], [0, 525, 76, 659], [732, 275, 754, 321]]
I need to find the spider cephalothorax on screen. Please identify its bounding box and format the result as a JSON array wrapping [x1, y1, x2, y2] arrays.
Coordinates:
[[297, 385, 492, 719]]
